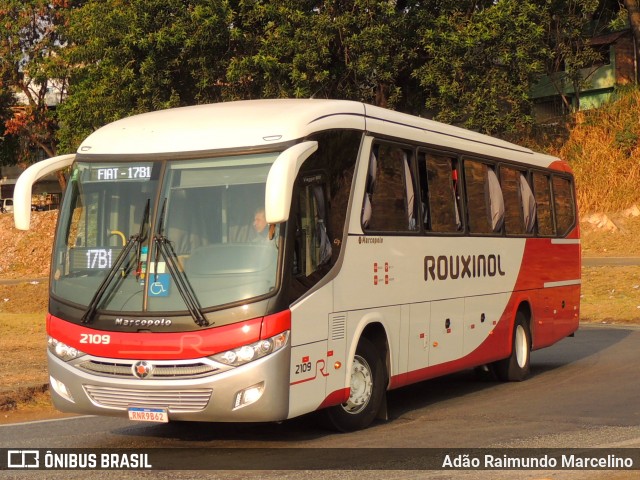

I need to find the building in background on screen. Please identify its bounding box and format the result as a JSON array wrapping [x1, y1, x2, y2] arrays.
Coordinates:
[[1, 164, 61, 210], [531, 29, 638, 122]]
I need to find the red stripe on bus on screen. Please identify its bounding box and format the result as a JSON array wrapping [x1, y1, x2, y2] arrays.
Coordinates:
[[260, 309, 292, 339], [317, 388, 350, 409], [47, 310, 291, 360]]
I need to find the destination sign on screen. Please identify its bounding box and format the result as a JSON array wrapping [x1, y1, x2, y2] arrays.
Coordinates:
[[69, 247, 123, 271], [89, 164, 152, 182]]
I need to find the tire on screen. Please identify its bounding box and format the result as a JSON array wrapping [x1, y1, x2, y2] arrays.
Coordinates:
[[323, 337, 386, 432], [491, 312, 531, 382]]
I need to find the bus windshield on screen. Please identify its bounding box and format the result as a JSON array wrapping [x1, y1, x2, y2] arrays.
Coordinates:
[[52, 153, 280, 315]]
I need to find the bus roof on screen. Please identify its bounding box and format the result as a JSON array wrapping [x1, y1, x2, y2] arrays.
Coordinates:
[[78, 99, 562, 169]]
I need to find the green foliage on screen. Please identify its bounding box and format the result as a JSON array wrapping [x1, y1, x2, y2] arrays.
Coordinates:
[[541, 0, 605, 112], [58, 0, 234, 151], [0, 86, 16, 165], [0, 0, 68, 162], [0, 0, 620, 153], [226, 0, 418, 109], [413, 0, 549, 134]]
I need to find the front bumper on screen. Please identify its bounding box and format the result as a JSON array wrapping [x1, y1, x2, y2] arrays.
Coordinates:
[[47, 345, 291, 423]]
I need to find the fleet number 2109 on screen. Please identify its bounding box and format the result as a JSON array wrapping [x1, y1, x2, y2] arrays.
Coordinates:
[[295, 362, 312, 374], [80, 334, 111, 345]]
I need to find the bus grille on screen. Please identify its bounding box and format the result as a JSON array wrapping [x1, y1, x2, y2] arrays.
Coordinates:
[[83, 385, 212, 412], [76, 359, 221, 379]]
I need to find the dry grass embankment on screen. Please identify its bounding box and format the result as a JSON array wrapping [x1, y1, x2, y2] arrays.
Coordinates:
[[558, 88, 640, 213]]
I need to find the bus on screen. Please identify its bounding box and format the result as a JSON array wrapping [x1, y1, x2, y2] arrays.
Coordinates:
[[14, 99, 580, 431]]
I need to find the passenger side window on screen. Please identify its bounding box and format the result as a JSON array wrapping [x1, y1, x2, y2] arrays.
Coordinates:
[[289, 129, 361, 303], [553, 176, 575, 236], [421, 152, 461, 233], [293, 174, 332, 277], [500, 166, 536, 235], [519, 173, 537, 234], [533, 172, 555, 236], [464, 160, 504, 234], [362, 143, 416, 232]]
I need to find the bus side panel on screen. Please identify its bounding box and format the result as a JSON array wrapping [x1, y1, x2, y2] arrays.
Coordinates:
[[407, 302, 430, 376], [319, 312, 350, 408], [288, 340, 329, 419], [390, 291, 516, 389], [462, 293, 509, 359], [287, 283, 333, 419], [515, 237, 581, 349], [332, 235, 525, 391], [333, 237, 525, 312], [429, 299, 464, 366], [404, 295, 509, 380], [529, 285, 580, 350], [318, 306, 402, 410]]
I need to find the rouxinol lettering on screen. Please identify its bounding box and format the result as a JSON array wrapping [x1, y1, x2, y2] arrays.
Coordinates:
[[424, 254, 506, 282]]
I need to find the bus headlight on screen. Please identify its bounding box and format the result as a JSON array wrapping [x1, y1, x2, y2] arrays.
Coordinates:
[[47, 336, 86, 362], [212, 331, 289, 367]]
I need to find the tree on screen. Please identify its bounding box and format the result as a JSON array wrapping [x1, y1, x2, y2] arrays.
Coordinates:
[[0, 0, 70, 174], [0, 87, 18, 168], [538, 0, 607, 113], [623, 0, 640, 62], [223, 0, 420, 110], [58, 0, 234, 152], [412, 0, 549, 134], [57, 0, 618, 144]]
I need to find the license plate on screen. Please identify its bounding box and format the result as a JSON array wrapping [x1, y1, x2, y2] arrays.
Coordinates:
[[127, 407, 169, 423]]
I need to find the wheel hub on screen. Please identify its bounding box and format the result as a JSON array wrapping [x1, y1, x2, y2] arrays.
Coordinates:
[[343, 356, 373, 414]]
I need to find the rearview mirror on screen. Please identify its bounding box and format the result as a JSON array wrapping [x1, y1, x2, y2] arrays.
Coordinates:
[[14, 154, 75, 230], [264, 141, 318, 224]]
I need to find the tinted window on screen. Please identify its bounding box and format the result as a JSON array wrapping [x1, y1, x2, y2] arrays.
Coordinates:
[[500, 166, 526, 235], [464, 160, 504, 234], [289, 130, 361, 303], [363, 143, 416, 232], [553, 176, 575, 236], [421, 152, 461, 233], [533, 172, 555, 236]]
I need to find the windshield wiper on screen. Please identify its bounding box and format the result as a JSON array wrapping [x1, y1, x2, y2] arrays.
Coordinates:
[[154, 198, 209, 327], [81, 200, 150, 324]]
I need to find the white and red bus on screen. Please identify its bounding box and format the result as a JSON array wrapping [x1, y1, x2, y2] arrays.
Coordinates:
[[14, 99, 580, 431]]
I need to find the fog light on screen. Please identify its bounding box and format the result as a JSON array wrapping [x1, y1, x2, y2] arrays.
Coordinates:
[[50, 375, 74, 403], [233, 382, 265, 410]]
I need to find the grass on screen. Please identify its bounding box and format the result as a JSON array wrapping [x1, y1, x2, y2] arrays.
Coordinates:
[[581, 266, 640, 324], [0, 313, 48, 388]]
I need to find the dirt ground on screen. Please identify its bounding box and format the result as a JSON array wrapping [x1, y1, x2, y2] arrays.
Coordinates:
[[0, 210, 57, 280], [0, 211, 58, 423]]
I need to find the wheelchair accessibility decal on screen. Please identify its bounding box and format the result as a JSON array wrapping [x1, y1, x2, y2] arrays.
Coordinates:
[[149, 274, 170, 297]]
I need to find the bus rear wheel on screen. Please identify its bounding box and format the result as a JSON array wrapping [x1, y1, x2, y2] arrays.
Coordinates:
[[324, 337, 385, 432], [492, 313, 531, 382]]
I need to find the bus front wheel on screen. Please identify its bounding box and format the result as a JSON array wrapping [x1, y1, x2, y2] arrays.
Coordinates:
[[492, 313, 531, 382], [324, 337, 385, 432]]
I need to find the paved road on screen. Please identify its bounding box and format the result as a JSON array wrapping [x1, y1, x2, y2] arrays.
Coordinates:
[[1, 325, 639, 479], [582, 257, 640, 266]]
